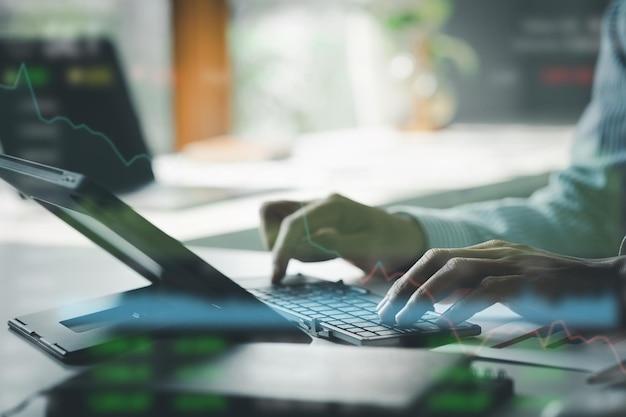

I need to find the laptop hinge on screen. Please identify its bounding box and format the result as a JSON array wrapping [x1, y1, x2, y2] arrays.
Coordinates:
[[8, 318, 33, 335], [38, 338, 68, 357], [298, 318, 330, 338]]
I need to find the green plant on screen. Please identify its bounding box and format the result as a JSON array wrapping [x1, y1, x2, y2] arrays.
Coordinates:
[[371, 0, 479, 77]]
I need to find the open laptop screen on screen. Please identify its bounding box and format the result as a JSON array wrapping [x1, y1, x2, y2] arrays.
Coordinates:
[[0, 154, 308, 363], [54, 204, 164, 280], [0, 154, 251, 299], [0, 38, 155, 192]]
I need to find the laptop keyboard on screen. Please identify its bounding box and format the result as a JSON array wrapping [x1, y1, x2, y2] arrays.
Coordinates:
[[250, 281, 478, 344]]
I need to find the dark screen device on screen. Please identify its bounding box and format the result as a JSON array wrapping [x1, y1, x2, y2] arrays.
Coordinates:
[[0, 38, 274, 209], [0, 153, 309, 363], [0, 38, 155, 192]]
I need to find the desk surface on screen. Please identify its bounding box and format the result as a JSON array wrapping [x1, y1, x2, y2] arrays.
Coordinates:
[[0, 245, 596, 417], [0, 124, 606, 417], [0, 124, 572, 246]]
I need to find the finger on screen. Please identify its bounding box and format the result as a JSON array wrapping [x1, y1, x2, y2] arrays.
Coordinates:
[[309, 230, 383, 272], [271, 199, 343, 283], [289, 237, 340, 263], [385, 288, 434, 326], [377, 244, 530, 315], [378, 255, 492, 322], [465, 239, 517, 250], [283, 228, 380, 270], [376, 248, 457, 315], [389, 258, 518, 325], [436, 275, 523, 327], [259, 200, 305, 250]]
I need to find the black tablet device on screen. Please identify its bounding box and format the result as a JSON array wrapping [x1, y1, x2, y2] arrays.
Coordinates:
[[0, 154, 309, 363]]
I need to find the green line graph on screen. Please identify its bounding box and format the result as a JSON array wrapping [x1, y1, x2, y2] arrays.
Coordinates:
[[0, 62, 151, 167]]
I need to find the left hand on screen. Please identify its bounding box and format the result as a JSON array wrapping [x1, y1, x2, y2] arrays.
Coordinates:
[[377, 240, 625, 328], [259, 194, 425, 284]]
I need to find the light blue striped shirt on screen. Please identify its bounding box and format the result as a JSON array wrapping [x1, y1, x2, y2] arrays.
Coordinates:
[[390, 0, 626, 258]]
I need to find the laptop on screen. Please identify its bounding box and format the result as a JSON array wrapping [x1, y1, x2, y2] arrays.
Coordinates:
[[0, 154, 480, 363], [0, 38, 273, 210]]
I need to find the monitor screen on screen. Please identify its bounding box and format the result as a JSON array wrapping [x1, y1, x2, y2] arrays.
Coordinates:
[[0, 38, 154, 192]]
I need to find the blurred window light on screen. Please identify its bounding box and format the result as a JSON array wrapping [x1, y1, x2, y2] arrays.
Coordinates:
[[228, 0, 609, 136], [228, 0, 357, 143]]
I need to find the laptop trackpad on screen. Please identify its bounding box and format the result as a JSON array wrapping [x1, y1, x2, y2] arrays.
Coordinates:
[[60, 298, 174, 333]]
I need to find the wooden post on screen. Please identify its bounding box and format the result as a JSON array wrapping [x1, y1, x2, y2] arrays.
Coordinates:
[[172, 0, 230, 150]]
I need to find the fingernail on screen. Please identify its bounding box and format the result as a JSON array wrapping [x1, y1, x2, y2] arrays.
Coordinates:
[[377, 302, 396, 323], [376, 296, 388, 311], [395, 307, 423, 326], [395, 301, 430, 326], [271, 263, 282, 284]]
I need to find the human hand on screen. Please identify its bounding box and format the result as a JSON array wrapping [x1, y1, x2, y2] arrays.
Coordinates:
[[377, 240, 624, 328], [260, 194, 426, 283]]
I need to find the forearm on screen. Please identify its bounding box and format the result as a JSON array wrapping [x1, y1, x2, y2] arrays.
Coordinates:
[[608, 255, 626, 327], [387, 0, 626, 259], [389, 156, 624, 258]]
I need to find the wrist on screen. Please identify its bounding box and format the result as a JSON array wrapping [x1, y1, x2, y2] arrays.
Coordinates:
[[390, 212, 427, 270], [616, 256, 626, 326], [604, 256, 626, 327]]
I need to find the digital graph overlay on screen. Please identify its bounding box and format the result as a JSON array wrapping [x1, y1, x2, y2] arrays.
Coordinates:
[[0, 62, 152, 167], [300, 203, 410, 283], [299, 206, 626, 375], [375, 261, 626, 374], [8, 60, 624, 375]]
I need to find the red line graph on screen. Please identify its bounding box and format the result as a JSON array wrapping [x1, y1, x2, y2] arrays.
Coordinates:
[[353, 262, 626, 375]]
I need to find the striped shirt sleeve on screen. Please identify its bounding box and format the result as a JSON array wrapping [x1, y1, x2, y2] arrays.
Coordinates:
[[388, 0, 626, 258]]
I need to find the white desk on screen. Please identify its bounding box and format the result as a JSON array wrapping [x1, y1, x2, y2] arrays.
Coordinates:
[[0, 244, 594, 417], [0, 124, 573, 246], [0, 124, 591, 416]]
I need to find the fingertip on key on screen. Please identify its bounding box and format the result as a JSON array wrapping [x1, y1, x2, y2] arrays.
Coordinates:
[[377, 303, 396, 323], [271, 263, 284, 284], [395, 299, 433, 327], [395, 308, 421, 327], [376, 296, 388, 311]]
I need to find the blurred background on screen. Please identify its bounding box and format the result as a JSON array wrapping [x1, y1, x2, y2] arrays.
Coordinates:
[[0, 3, 617, 413], [0, 0, 609, 161]]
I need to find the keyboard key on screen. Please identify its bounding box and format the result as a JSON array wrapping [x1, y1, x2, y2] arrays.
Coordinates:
[[335, 323, 358, 330], [359, 314, 381, 321], [414, 322, 441, 331], [375, 330, 403, 336], [350, 321, 375, 328], [331, 314, 353, 320], [362, 325, 390, 332], [300, 310, 318, 316], [342, 327, 363, 333], [315, 305, 334, 311], [299, 302, 323, 308], [421, 312, 440, 321], [253, 281, 476, 344], [342, 317, 367, 324], [337, 307, 363, 313], [327, 303, 350, 308]]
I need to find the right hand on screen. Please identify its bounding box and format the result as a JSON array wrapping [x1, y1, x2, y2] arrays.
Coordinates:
[[259, 193, 426, 283], [377, 240, 625, 328]]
